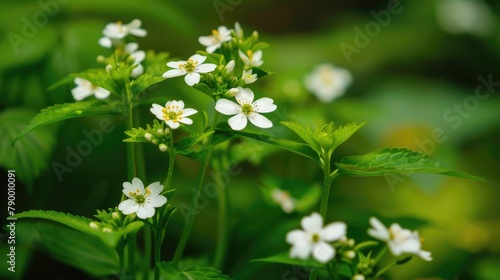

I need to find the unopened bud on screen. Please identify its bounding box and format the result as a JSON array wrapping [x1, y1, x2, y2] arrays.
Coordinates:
[[106, 64, 113, 73], [164, 128, 170, 135], [145, 133, 153, 141], [97, 55, 106, 63], [159, 144, 168, 152], [152, 139, 159, 145], [251, 30, 259, 42], [344, 250, 356, 259], [352, 274, 365, 280], [89, 222, 99, 230], [102, 227, 113, 233], [112, 211, 121, 221], [157, 129, 164, 135], [225, 60, 235, 73]]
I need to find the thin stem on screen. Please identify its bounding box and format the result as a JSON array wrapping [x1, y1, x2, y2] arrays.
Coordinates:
[[213, 169, 229, 269], [374, 259, 397, 278], [172, 112, 219, 266], [143, 227, 152, 280], [374, 246, 387, 265], [163, 132, 176, 191], [126, 104, 138, 180], [117, 243, 125, 280], [153, 230, 161, 280]]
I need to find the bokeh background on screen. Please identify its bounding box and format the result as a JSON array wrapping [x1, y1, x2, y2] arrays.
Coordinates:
[[1, 0, 499, 279]]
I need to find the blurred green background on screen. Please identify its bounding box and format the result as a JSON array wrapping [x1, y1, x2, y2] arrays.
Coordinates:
[[1, 0, 499, 279]]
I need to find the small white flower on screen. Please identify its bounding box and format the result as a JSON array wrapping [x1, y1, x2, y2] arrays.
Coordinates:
[[286, 212, 347, 263], [435, 0, 495, 37], [125, 43, 146, 78], [99, 19, 147, 48], [162, 54, 217, 86], [368, 217, 432, 261], [71, 78, 110, 101], [118, 177, 167, 219], [215, 87, 276, 131], [242, 69, 257, 84], [271, 188, 295, 213], [238, 49, 263, 68], [305, 63, 352, 103], [198, 26, 232, 53], [150, 100, 198, 129]]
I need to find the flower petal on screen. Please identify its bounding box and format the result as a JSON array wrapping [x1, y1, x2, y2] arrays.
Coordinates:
[[131, 64, 144, 78], [131, 177, 145, 191], [190, 54, 207, 64], [137, 205, 155, 219], [94, 87, 110, 99], [312, 242, 335, 263], [184, 72, 200, 86], [301, 213, 323, 232], [147, 195, 167, 208], [125, 42, 138, 53], [198, 36, 214, 47], [417, 250, 432, 261], [321, 222, 347, 242], [228, 113, 248, 131], [166, 120, 180, 129], [147, 182, 164, 196], [215, 99, 240, 115], [206, 44, 220, 54], [248, 113, 273, 129], [163, 69, 186, 79], [253, 97, 277, 113], [368, 217, 390, 241], [167, 61, 185, 69], [290, 242, 311, 260], [196, 63, 217, 73], [182, 108, 198, 117], [286, 229, 306, 245], [235, 87, 254, 104], [71, 87, 92, 101], [118, 199, 139, 214], [179, 117, 193, 125], [98, 37, 112, 48]]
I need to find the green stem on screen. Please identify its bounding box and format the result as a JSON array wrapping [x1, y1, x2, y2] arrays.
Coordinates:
[[172, 112, 219, 266], [143, 227, 152, 280], [126, 104, 138, 180], [213, 169, 229, 269], [374, 259, 397, 278], [163, 133, 176, 191], [310, 151, 334, 280], [117, 243, 126, 279], [153, 230, 161, 280], [374, 246, 387, 265]]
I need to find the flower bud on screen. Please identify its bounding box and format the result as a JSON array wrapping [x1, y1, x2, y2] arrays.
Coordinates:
[[216, 77, 224, 85], [159, 144, 168, 152], [344, 250, 356, 259], [106, 64, 113, 73], [251, 30, 259, 43], [164, 128, 170, 135], [152, 139, 159, 145], [352, 275, 365, 280], [102, 227, 113, 233], [112, 211, 121, 221], [157, 129, 164, 135], [89, 222, 100, 230], [145, 133, 153, 141], [97, 55, 106, 64], [225, 60, 235, 73]]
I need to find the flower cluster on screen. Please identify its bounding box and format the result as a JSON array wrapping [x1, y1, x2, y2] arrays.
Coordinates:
[[89, 208, 136, 233], [124, 119, 172, 152]]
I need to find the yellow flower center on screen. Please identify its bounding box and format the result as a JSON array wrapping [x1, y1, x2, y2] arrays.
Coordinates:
[[246, 50, 253, 61], [117, 21, 124, 32], [128, 187, 151, 204], [241, 103, 254, 115], [212, 29, 219, 38], [162, 106, 182, 122], [180, 58, 198, 73], [311, 233, 321, 243]]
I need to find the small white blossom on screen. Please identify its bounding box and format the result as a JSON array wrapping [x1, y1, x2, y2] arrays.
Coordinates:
[[162, 54, 217, 86], [198, 26, 232, 53], [242, 69, 257, 84], [99, 19, 147, 48], [435, 0, 495, 37], [215, 87, 276, 131], [286, 213, 347, 263], [125, 42, 146, 78], [150, 100, 198, 129], [118, 178, 167, 219], [71, 78, 110, 101], [368, 217, 432, 261], [305, 63, 352, 103], [238, 49, 263, 68], [271, 188, 295, 213]]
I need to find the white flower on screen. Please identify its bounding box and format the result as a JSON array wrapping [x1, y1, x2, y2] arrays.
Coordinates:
[[215, 87, 276, 131], [162, 54, 217, 86], [150, 100, 198, 129], [368, 217, 432, 261], [286, 213, 347, 263], [198, 26, 232, 53], [125, 43, 146, 78], [71, 78, 110, 101], [99, 19, 147, 48], [305, 63, 352, 103], [242, 69, 257, 84], [435, 0, 495, 37], [238, 49, 263, 68], [118, 177, 167, 219], [271, 188, 295, 213]]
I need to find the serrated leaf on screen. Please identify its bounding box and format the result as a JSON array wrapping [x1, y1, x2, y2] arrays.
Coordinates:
[[281, 121, 320, 152], [251, 66, 274, 79], [12, 100, 122, 145], [71, 68, 121, 95], [14, 210, 144, 248], [36, 223, 118, 276], [336, 147, 484, 181], [0, 109, 56, 188], [175, 131, 214, 154], [158, 261, 231, 280], [130, 52, 169, 95], [330, 122, 366, 151], [217, 128, 319, 162]]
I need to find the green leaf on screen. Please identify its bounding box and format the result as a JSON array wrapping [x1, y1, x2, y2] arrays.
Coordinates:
[[130, 51, 169, 95], [251, 253, 324, 270], [280, 121, 321, 153], [71, 68, 121, 95], [0, 109, 57, 187], [336, 147, 484, 181], [175, 131, 214, 155], [36, 223, 118, 276], [13, 210, 144, 248], [330, 122, 366, 151], [217, 128, 319, 162], [158, 261, 232, 280], [12, 100, 122, 145], [251, 66, 274, 79]]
